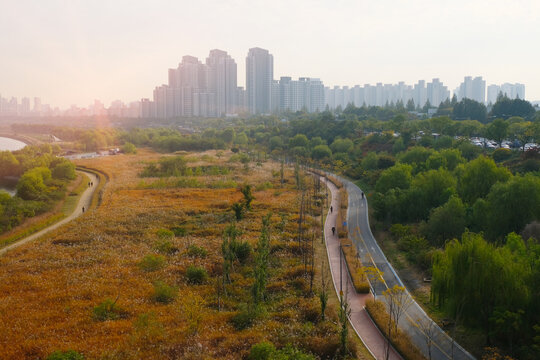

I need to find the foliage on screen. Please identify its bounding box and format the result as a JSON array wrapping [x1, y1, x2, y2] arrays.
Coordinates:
[[252, 214, 271, 304], [46, 350, 85, 360], [491, 95, 536, 119], [138, 254, 166, 272], [186, 244, 207, 258], [185, 265, 208, 284], [249, 342, 276, 360], [151, 281, 177, 304], [92, 298, 128, 321], [122, 141, 137, 154]]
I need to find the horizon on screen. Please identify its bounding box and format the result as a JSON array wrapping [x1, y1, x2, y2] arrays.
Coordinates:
[[1, 0, 539, 108]]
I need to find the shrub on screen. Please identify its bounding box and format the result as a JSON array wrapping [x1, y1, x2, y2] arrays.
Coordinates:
[[92, 298, 128, 321], [231, 305, 259, 330], [186, 245, 208, 258], [171, 226, 187, 236], [492, 148, 512, 162], [186, 265, 208, 284], [138, 254, 165, 272], [249, 342, 276, 360], [231, 240, 252, 264], [122, 142, 137, 154], [156, 228, 174, 239], [154, 239, 178, 254], [46, 350, 84, 360], [151, 281, 177, 304]]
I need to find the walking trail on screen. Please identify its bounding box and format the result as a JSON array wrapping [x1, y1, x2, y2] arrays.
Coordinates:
[[0, 170, 100, 256], [322, 176, 401, 360]]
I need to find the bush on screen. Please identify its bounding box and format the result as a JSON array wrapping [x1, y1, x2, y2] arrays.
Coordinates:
[[138, 254, 165, 272], [231, 305, 259, 330], [186, 244, 208, 258], [492, 148, 512, 162], [231, 241, 252, 264], [156, 228, 174, 239], [249, 342, 276, 360], [92, 298, 128, 321], [122, 142, 137, 154], [46, 350, 84, 360], [151, 281, 177, 304], [171, 226, 187, 236], [186, 265, 208, 284], [154, 239, 178, 254]]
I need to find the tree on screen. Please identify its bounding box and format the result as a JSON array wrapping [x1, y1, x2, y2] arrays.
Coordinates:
[[0, 151, 20, 178], [240, 184, 255, 210], [491, 95, 536, 119], [453, 98, 488, 122], [508, 121, 535, 151], [406, 99, 415, 111], [458, 156, 511, 204], [311, 145, 332, 160], [330, 138, 354, 154], [181, 290, 206, 335], [383, 285, 413, 360], [289, 134, 309, 148], [16, 167, 51, 200], [413, 317, 439, 360], [424, 195, 466, 246], [484, 118, 509, 147], [375, 163, 413, 193], [485, 174, 540, 240], [52, 160, 76, 180], [122, 142, 137, 154], [252, 214, 271, 304]]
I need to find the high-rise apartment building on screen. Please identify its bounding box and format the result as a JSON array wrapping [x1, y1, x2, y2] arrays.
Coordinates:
[[455, 76, 485, 103], [206, 49, 237, 116], [246, 47, 273, 114], [486, 83, 526, 104], [274, 77, 325, 113]]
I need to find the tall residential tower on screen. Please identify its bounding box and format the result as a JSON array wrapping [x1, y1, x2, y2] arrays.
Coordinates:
[[246, 47, 273, 114]]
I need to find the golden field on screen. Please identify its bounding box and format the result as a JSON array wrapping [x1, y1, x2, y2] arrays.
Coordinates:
[[0, 149, 369, 360]]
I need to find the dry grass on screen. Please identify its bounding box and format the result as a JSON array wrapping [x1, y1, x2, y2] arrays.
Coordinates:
[[0, 149, 367, 360]]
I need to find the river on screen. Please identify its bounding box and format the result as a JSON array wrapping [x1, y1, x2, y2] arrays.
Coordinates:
[[0, 136, 26, 151]]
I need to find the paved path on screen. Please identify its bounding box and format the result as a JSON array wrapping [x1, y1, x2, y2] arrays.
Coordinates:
[[0, 170, 99, 256], [322, 176, 401, 360], [341, 175, 475, 360]]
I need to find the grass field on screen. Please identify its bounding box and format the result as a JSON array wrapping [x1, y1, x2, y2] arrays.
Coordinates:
[[0, 148, 370, 360]]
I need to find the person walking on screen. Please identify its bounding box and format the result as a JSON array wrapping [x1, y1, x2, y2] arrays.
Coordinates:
[[330, 205, 333, 213], [332, 226, 336, 236], [82, 206, 85, 213]]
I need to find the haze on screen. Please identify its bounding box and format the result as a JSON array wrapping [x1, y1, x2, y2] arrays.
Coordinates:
[[1, 0, 539, 108]]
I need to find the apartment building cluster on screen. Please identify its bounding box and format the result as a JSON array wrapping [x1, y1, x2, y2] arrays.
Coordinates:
[[324, 78, 450, 110], [0, 96, 57, 117], [141, 47, 325, 118]]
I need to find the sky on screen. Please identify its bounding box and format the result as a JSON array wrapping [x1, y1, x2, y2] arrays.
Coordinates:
[[1, 0, 539, 108]]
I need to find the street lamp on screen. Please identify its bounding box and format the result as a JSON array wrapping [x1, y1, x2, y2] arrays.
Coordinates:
[[339, 243, 351, 300]]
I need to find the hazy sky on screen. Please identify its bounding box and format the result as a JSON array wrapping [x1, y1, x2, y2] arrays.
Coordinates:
[[1, 0, 539, 108]]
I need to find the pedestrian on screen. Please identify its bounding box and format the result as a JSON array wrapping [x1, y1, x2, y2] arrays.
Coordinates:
[[332, 226, 336, 235], [361, 192, 364, 199], [330, 205, 333, 213], [88, 182, 90, 187], [82, 206, 85, 213], [91, 181, 93, 186]]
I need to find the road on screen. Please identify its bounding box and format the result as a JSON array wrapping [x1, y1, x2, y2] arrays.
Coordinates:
[[341, 175, 475, 360], [0, 170, 99, 256], [322, 176, 401, 360]]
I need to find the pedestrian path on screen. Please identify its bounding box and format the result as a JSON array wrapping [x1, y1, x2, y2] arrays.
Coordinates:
[[322, 176, 401, 360]]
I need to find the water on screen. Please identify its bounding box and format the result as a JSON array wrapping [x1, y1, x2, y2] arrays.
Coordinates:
[[0, 136, 26, 151]]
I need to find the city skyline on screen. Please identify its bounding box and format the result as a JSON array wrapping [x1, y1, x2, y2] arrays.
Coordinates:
[[1, 0, 539, 109]]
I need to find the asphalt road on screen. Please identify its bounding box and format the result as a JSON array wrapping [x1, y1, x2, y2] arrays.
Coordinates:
[[340, 176, 475, 360]]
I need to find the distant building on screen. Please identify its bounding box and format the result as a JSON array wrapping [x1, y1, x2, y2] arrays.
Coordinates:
[[454, 76, 485, 104], [246, 47, 273, 114]]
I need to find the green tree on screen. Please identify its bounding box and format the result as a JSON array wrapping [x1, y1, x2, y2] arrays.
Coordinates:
[[289, 134, 309, 148], [311, 145, 332, 160], [375, 163, 413, 193], [16, 167, 51, 200], [0, 151, 20, 177], [330, 138, 353, 154], [484, 118, 509, 147], [424, 195, 466, 245], [458, 156, 511, 204], [485, 174, 540, 240]]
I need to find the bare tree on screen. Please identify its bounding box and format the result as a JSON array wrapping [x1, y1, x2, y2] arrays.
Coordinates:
[[413, 317, 439, 360], [383, 285, 413, 360]]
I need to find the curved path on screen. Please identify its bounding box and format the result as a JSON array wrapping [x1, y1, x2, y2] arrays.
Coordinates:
[[340, 175, 475, 360], [0, 170, 99, 256], [322, 176, 401, 360]]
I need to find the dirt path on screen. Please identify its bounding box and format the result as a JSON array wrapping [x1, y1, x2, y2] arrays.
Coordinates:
[[321, 176, 402, 360], [0, 171, 99, 256]]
